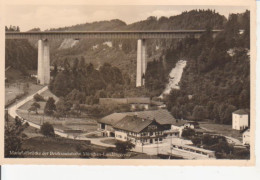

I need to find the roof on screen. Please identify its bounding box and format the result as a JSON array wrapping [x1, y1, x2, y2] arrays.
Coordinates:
[[241, 127, 250, 134], [99, 97, 150, 105], [113, 115, 153, 133], [233, 109, 249, 115], [185, 121, 199, 125], [151, 100, 164, 106], [127, 97, 150, 104], [99, 109, 177, 126], [98, 113, 128, 125]]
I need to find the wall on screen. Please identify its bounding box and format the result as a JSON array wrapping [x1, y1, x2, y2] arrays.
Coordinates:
[[115, 131, 128, 141], [243, 130, 250, 145], [232, 113, 249, 130]]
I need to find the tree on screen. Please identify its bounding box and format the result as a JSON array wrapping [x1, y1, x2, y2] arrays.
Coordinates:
[[115, 140, 135, 156], [171, 106, 181, 119], [5, 116, 29, 157], [191, 137, 201, 146], [181, 128, 195, 139], [33, 93, 45, 102], [56, 98, 72, 117], [28, 102, 40, 114], [192, 105, 206, 121], [44, 97, 56, 115], [40, 122, 55, 137]]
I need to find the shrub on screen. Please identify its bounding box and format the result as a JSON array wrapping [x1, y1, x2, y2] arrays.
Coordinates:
[[191, 137, 201, 146], [181, 128, 195, 139], [40, 122, 55, 137], [115, 140, 135, 155], [44, 97, 56, 115], [34, 93, 45, 102]]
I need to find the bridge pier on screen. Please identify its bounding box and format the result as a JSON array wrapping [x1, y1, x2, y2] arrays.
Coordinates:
[[136, 39, 147, 87], [37, 39, 50, 85]]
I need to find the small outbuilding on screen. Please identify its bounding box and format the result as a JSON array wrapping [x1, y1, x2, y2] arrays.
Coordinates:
[[242, 128, 250, 145]]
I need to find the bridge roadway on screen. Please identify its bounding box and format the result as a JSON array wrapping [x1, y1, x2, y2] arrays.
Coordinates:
[[5, 30, 221, 40], [5, 30, 222, 86]]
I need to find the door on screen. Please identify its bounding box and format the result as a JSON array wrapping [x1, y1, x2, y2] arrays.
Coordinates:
[[150, 139, 153, 144], [101, 123, 105, 129]]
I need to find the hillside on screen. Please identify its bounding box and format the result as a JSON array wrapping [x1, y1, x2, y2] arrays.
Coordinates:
[[5, 39, 37, 75], [164, 10, 250, 124], [42, 9, 228, 82]]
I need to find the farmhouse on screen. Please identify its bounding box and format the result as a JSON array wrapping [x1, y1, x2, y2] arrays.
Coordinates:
[[98, 109, 180, 138], [232, 109, 249, 130], [113, 115, 166, 145]]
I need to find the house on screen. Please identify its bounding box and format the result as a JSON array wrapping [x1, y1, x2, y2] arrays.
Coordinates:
[[97, 113, 127, 137], [113, 115, 166, 145], [242, 128, 250, 145], [232, 109, 249, 130], [98, 109, 177, 138], [183, 121, 200, 129], [99, 97, 151, 110], [127, 97, 150, 110]]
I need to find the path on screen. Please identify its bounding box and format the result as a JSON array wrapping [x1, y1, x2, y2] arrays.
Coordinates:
[[8, 86, 115, 148], [200, 127, 243, 146]]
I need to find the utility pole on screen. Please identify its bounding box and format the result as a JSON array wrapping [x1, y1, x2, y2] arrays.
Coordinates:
[[171, 134, 173, 155]]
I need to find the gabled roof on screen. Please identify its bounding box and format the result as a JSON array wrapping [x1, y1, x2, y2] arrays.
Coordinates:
[[233, 109, 249, 115], [98, 113, 127, 125], [99, 109, 177, 126], [131, 109, 176, 125], [113, 115, 153, 133]]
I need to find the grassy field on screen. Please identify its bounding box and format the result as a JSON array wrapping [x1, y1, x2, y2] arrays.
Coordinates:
[[17, 110, 98, 133], [5, 84, 24, 105], [22, 136, 92, 158], [40, 89, 59, 102], [19, 89, 59, 112], [5, 81, 42, 106], [199, 122, 242, 140]]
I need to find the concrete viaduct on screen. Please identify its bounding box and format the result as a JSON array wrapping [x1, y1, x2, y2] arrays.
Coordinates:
[[6, 30, 221, 87]]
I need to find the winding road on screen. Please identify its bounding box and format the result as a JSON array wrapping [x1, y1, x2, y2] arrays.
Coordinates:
[[8, 86, 115, 148]]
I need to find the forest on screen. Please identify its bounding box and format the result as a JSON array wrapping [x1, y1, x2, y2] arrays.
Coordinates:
[[164, 10, 250, 124]]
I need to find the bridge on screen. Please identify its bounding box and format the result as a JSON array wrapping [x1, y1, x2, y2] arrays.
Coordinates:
[[6, 30, 221, 86]]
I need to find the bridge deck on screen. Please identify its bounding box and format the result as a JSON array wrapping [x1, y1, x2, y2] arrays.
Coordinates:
[[5, 30, 222, 40]]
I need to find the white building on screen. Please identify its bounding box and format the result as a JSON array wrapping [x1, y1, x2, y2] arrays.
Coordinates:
[[232, 109, 249, 130], [242, 129, 250, 145], [113, 115, 165, 146]]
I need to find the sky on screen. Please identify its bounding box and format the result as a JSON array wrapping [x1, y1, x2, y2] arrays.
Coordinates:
[[5, 5, 249, 31]]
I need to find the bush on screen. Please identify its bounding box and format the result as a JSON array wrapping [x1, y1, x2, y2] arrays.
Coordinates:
[[181, 128, 195, 139], [40, 122, 55, 137], [202, 134, 226, 146], [191, 137, 201, 146], [115, 140, 135, 155], [34, 93, 45, 102], [44, 97, 56, 115]]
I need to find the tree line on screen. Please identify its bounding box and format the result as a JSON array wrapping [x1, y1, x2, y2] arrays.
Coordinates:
[[165, 10, 250, 124]]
